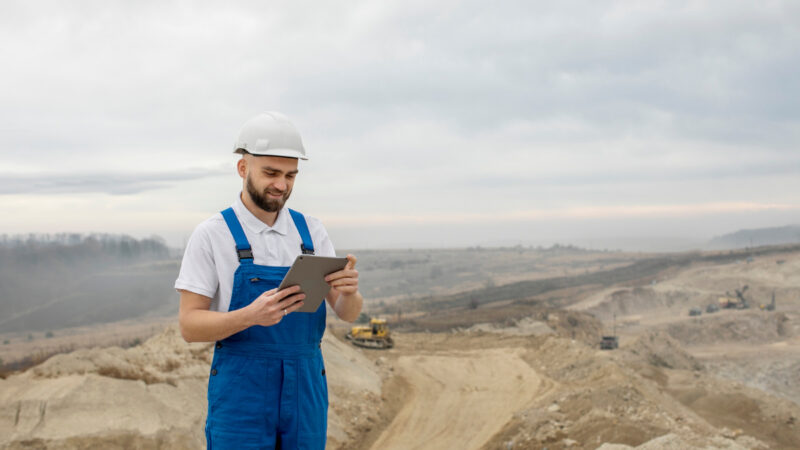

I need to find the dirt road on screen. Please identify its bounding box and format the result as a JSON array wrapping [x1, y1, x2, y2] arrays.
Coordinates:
[[371, 347, 543, 449]]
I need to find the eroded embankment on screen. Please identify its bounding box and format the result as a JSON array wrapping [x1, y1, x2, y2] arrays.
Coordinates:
[[371, 347, 544, 450]]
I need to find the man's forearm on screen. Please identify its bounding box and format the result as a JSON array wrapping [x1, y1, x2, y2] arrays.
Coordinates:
[[333, 291, 363, 322], [180, 307, 253, 343]]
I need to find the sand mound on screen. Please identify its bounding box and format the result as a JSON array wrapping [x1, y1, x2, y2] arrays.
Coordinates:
[[0, 372, 207, 448], [465, 316, 555, 336], [702, 351, 800, 406], [624, 330, 704, 371], [585, 287, 693, 319], [322, 327, 384, 448], [472, 332, 793, 449], [0, 325, 381, 449], [372, 348, 542, 449], [664, 311, 792, 346], [596, 432, 765, 449], [30, 325, 212, 384]]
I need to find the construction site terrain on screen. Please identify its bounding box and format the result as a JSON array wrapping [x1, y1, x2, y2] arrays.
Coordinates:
[[1, 245, 799, 449]]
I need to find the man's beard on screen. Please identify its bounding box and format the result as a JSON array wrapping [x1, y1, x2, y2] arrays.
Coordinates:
[[246, 174, 291, 213]]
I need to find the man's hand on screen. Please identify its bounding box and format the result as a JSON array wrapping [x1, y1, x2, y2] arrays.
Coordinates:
[[325, 254, 359, 296], [178, 286, 306, 343], [245, 285, 306, 327], [325, 254, 363, 322]]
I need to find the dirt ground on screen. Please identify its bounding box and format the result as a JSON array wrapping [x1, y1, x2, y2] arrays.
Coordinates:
[[2, 246, 800, 449], [333, 248, 800, 449], [336, 326, 798, 449], [371, 348, 543, 449]]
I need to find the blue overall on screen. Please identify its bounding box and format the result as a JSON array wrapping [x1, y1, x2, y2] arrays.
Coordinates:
[[205, 207, 328, 449]]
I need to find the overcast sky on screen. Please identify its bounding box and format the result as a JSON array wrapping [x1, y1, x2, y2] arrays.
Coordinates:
[[1, 1, 799, 250]]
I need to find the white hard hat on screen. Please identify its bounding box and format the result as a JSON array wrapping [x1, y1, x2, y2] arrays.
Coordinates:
[[233, 112, 308, 160]]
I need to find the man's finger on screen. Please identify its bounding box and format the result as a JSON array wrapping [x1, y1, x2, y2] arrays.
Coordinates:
[[330, 278, 357, 287], [276, 293, 306, 308], [345, 254, 357, 270], [326, 269, 358, 282], [285, 299, 306, 314], [274, 285, 302, 298], [262, 285, 300, 305], [257, 288, 280, 303]]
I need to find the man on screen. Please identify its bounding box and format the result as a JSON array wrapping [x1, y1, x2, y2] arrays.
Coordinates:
[[175, 112, 363, 449]]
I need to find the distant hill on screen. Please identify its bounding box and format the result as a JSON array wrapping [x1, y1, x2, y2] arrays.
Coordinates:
[[0, 234, 179, 333], [708, 225, 800, 249]]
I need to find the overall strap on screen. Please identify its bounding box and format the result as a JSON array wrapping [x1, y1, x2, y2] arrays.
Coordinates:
[[220, 208, 254, 262], [288, 209, 315, 255]]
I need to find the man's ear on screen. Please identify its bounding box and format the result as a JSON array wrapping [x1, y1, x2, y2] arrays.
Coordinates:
[[237, 157, 247, 179]]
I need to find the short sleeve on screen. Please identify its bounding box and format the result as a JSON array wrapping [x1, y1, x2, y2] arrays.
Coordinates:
[[174, 223, 219, 299], [307, 216, 336, 258]]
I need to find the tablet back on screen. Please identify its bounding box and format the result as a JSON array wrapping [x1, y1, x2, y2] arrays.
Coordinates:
[[278, 255, 348, 312]]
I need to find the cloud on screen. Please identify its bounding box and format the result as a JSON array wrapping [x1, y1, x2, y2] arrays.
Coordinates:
[[0, 1, 799, 247], [282, 1, 800, 143], [0, 167, 227, 195], [321, 201, 800, 226]]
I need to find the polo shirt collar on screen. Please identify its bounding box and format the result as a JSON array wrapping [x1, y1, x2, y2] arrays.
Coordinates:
[[232, 193, 290, 236]]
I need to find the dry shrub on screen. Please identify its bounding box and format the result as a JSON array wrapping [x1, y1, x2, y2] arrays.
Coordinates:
[[96, 365, 161, 384]]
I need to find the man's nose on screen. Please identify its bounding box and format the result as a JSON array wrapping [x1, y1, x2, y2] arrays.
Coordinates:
[[273, 178, 288, 191]]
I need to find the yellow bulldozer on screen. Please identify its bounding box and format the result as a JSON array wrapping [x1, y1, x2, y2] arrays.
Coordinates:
[[345, 318, 394, 349]]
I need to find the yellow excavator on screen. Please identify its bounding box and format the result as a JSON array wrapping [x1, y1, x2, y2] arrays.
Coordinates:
[[345, 318, 394, 349], [718, 285, 750, 310]]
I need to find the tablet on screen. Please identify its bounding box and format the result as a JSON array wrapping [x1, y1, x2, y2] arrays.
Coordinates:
[[278, 255, 348, 313]]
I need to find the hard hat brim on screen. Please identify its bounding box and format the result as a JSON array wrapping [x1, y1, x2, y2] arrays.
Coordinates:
[[234, 148, 309, 160]]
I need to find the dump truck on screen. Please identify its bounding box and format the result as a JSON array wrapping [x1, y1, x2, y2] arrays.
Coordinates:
[[600, 336, 619, 350], [345, 318, 394, 349]]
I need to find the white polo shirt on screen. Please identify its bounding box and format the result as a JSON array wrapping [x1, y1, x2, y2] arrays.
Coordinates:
[[174, 195, 336, 313]]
